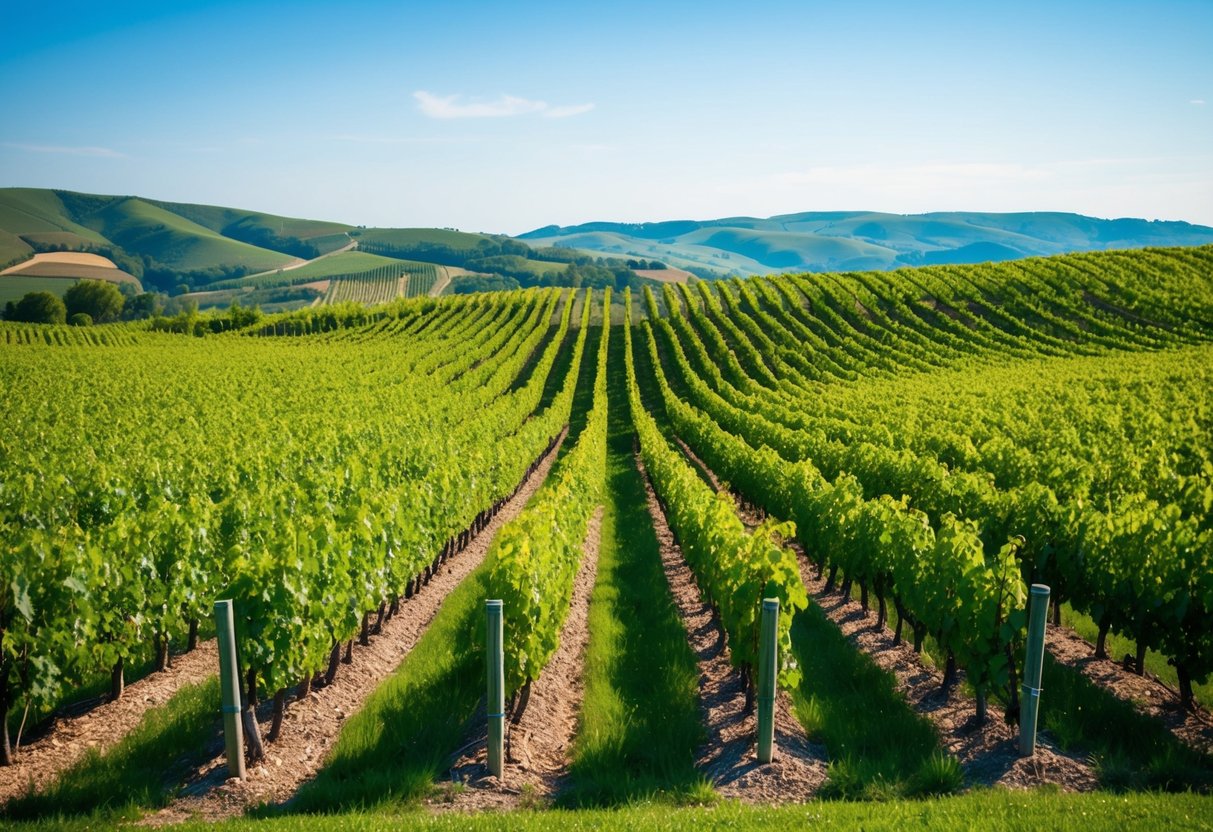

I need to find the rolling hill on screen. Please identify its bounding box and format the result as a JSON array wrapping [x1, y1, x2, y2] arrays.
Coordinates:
[[5, 189, 1213, 296], [519, 211, 1213, 276]]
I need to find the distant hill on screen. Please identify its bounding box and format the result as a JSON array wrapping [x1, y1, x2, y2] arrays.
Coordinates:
[[518, 211, 1213, 276], [5, 189, 1213, 297]]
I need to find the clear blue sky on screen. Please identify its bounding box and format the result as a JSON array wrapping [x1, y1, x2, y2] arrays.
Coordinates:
[[1, 0, 1210, 234]]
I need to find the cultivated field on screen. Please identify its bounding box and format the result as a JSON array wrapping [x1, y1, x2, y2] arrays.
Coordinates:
[[0, 246, 1211, 830], [0, 251, 142, 303]]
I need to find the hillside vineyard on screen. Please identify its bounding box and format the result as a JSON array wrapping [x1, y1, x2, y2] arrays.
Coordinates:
[[0, 246, 1210, 804]]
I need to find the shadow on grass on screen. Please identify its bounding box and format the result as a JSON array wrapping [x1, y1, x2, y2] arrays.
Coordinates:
[[4, 677, 220, 821], [559, 324, 710, 807]]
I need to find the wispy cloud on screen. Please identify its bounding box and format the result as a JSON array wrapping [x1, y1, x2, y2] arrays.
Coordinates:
[[413, 91, 594, 120], [1192, 99, 1206, 106], [3, 142, 124, 158]]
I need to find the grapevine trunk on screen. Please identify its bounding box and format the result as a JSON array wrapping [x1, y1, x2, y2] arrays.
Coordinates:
[[1095, 618, 1110, 659], [268, 688, 286, 741], [0, 660, 11, 767], [942, 652, 958, 692], [324, 641, 341, 686], [111, 657, 124, 701], [511, 678, 533, 725], [1177, 663, 1195, 710], [155, 633, 170, 672]]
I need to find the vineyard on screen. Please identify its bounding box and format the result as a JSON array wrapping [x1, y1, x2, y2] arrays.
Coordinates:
[[317, 263, 436, 305], [0, 246, 1212, 829]]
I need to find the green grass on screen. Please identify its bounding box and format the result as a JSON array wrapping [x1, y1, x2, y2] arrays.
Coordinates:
[[3, 677, 220, 821], [240, 252, 400, 283], [788, 602, 949, 798], [288, 546, 497, 812], [0, 276, 79, 305], [145, 200, 353, 250], [1060, 604, 1213, 711], [4, 626, 217, 771], [559, 325, 708, 807], [0, 230, 33, 267], [355, 228, 495, 251], [86, 198, 293, 274], [0, 189, 108, 245], [634, 323, 945, 798], [1033, 653, 1213, 792], [3, 791, 1211, 831]]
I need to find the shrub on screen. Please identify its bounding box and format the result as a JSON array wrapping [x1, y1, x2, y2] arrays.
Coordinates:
[[68, 312, 93, 327], [64, 280, 124, 323], [8, 291, 67, 324]]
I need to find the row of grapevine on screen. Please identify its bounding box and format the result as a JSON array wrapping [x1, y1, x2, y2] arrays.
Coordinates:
[[487, 288, 611, 699], [653, 245, 1213, 707], [0, 321, 144, 346], [318, 264, 441, 306], [0, 288, 582, 762], [640, 300, 1026, 718], [623, 291, 808, 695]]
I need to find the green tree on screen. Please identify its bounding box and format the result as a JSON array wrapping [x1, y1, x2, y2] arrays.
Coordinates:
[[8, 291, 67, 324], [64, 280, 124, 323], [123, 292, 167, 320], [68, 312, 93, 327]]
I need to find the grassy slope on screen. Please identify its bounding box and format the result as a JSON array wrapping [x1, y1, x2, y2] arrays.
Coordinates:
[[241, 252, 405, 283], [146, 200, 353, 252], [82, 199, 294, 273], [0, 189, 110, 243], [0, 276, 81, 306], [0, 189, 108, 265], [356, 228, 495, 250]]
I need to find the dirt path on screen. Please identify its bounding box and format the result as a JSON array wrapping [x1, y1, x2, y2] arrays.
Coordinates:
[[434, 506, 604, 810], [145, 429, 569, 824], [430, 266, 453, 297], [671, 436, 1097, 791], [636, 452, 827, 803], [1046, 623, 1213, 755], [239, 237, 356, 281], [0, 642, 219, 806]]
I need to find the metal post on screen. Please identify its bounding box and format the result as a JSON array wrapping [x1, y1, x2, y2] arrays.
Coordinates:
[[757, 598, 779, 764], [214, 599, 246, 779], [1019, 584, 1050, 756], [486, 599, 504, 778]]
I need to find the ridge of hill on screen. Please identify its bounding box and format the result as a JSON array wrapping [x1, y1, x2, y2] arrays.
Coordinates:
[[519, 210, 1213, 276], [5, 188, 1213, 294]]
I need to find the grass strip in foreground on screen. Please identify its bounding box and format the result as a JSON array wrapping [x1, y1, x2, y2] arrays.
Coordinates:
[[560, 325, 708, 807], [286, 554, 497, 812], [4, 677, 219, 821], [6, 790, 1212, 831]]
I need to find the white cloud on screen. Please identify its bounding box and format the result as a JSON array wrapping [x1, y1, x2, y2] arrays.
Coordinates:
[[413, 91, 593, 120], [3, 142, 124, 158], [1191, 99, 1206, 105]]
